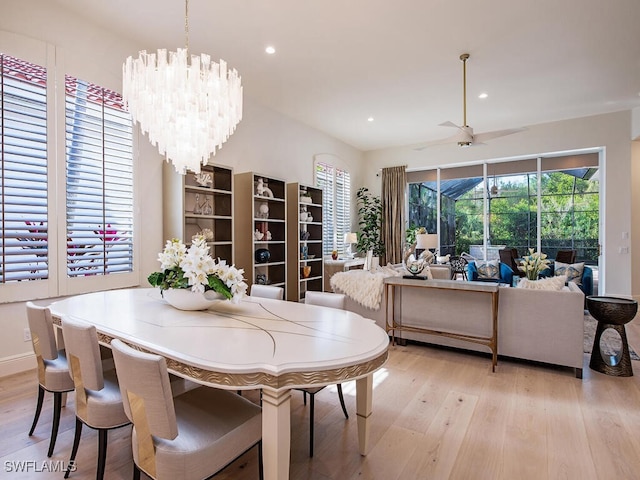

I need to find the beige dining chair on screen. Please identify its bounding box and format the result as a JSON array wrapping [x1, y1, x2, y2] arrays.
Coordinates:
[[60, 315, 130, 480], [110, 338, 263, 480], [299, 291, 349, 457], [25, 302, 75, 457], [250, 284, 284, 300]]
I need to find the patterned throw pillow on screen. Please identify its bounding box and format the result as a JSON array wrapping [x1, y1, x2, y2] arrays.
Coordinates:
[[476, 260, 500, 279], [554, 261, 584, 285], [517, 274, 566, 291]]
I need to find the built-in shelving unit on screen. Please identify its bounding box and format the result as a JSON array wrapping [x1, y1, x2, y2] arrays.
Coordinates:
[[163, 163, 234, 261], [234, 172, 287, 294], [287, 183, 323, 302]]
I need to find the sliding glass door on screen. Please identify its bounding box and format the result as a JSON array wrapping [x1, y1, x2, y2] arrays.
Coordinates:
[[407, 153, 599, 265]]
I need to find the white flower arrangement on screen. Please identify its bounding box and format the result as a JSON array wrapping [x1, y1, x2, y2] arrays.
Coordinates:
[[148, 232, 247, 302], [518, 248, 551, 281]]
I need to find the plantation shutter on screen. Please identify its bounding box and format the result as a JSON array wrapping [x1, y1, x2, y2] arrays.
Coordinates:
[[65, 76, 134, 277], [335, 168, 351, 255], [316, 161, 351, 256], [0, 54, 49, 282]]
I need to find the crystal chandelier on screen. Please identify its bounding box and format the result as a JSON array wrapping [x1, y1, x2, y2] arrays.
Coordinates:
[[122, 0, 242, 174]]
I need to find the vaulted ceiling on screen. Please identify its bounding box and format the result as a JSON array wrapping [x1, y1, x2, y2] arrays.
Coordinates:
[[52, 0, 640, 151]]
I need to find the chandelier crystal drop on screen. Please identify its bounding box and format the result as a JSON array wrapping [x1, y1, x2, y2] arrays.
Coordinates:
[[122, 1, 242, 174]]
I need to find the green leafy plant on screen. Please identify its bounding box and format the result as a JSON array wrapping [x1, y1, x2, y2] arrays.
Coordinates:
[[405, 224, 426, 246], [356, 187, 385, 256]]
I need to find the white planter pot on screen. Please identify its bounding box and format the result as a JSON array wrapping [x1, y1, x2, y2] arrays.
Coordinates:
[[162, 288, 225, 311]]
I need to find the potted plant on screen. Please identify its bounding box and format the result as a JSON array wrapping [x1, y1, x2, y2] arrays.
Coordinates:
[[356, 187, 384, 265]]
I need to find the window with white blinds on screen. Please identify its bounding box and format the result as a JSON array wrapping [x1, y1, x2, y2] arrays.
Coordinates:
[[315, 162, 351, 255], [65, 76, 134, 277], [0, 54, 49, 283]]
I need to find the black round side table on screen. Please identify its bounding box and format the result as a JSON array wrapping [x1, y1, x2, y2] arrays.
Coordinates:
[[586, 296, 638, 377]]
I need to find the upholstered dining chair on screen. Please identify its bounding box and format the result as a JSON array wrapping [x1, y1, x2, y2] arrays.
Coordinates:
[[299, 291, 349, 457], [110, 338, 263, 480], [250, 284, 284, 300], [60, 315, 130, 480], [25, 302, 75, 457]]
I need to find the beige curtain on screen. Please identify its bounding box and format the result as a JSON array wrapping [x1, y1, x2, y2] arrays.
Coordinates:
[[381, 165, 406, 265]]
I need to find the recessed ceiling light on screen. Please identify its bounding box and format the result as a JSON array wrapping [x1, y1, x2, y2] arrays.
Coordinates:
[[478, 93, 488, 99], [265, 46, 276, 55], [367, 117, 374, 122]]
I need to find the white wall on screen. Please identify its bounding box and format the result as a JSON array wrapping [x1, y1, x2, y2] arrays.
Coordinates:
[[0, 0, 363, 376], [363, 111, 636, 299]]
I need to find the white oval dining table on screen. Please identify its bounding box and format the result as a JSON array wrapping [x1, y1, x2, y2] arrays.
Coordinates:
[[49, 288, 389, 480]]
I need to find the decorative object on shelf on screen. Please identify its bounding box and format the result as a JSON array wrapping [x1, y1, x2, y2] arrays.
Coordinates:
[[518, 248, 551, 280], [194, 172, 213, 187], [193, 193, 202, 214], [343, 232, 358, 259], [307, 215, 313, 222], [300, 211, 309, 222], [122, 0, 242, 174], [254, 229, 264, 241], [332, 250, 338, 260], [147, 234, 248, 307], [201, 196, 213, 215], [302, 266, 311, 278], [255, 248, 271, 264], [256, 273, 268, 285], [258, 203, 269, 219], [300, 230, 310, 241], [300, 195, 312, 204], [255, 178, 274, 198], [265, 230, 272, 241], [301, 245, 309, 260]]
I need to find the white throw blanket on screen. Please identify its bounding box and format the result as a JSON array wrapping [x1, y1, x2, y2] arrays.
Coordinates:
[[330, 267, 401, 310]]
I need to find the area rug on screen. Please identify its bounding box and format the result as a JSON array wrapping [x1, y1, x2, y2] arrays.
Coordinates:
[[584, 314, 640, 360]]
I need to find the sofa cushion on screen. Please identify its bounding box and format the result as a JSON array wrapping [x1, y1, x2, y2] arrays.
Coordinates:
[[554, 261, 584, 285], [517, 274, 566, 291], [476, 260, 500, 279]]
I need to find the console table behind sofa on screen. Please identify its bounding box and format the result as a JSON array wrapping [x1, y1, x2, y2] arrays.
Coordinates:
[[339, 276, 585, 378]]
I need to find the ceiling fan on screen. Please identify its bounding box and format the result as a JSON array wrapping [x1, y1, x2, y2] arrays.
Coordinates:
[[414, 53, 524, 150]]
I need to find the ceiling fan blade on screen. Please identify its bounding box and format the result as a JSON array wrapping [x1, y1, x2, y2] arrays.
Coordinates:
[[438, 121, 463, 129], [413, 128, 474, 150], [412, 134, 460, 150], [472, 128, 526, 144]]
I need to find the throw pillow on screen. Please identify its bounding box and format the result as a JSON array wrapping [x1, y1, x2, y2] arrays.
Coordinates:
[[476, 260, 500, 279], [517, 274, 566, 291], [554, 261, 584, 285]]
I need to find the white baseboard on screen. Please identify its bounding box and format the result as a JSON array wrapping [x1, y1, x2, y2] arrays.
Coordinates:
[[0, 352, 36, 378]]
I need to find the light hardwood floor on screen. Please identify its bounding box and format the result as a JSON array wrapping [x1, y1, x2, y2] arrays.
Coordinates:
[[2, 319, 640, 480]]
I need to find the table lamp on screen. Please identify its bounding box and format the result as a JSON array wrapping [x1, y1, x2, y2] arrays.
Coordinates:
[[344, 232, 358, 258], [416, 233, 438, 257]]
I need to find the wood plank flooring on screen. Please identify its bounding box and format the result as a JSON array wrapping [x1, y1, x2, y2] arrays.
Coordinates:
[[2, 318, 640, 479]]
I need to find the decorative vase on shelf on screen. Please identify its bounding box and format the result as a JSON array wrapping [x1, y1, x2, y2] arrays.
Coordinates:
[[162, 288, 225, 311], [255, 248, 271, 263]]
